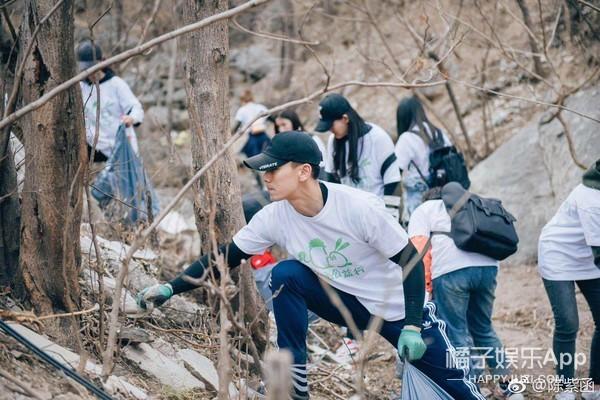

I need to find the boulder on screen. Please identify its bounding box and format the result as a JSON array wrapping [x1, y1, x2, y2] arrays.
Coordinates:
[[230, 44, 276, 82], [469, 84, 600, 265]]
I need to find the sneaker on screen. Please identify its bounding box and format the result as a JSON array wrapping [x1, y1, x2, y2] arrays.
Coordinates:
[[494, 383, 526, 399], [582, 391, 600, 400], [333, 337, 359, 364], [555, 392, 577, 400]]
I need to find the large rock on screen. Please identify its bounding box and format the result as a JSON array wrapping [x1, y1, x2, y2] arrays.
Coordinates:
[[469, 84, 600, 265]]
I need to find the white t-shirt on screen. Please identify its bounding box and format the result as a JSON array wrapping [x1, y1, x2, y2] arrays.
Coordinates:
[[395, 124, 451, 181], [325, 123, 401, 197], [408, 200, 499, 280], [538, 184, 600, 281], [234, 102, 268, 132], [233, 182, 409, 321], [80, 73, 144, 157], [312, 135, 327, 168]]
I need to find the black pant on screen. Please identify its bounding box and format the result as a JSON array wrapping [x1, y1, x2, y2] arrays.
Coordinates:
[[87, 144, 108, 162]]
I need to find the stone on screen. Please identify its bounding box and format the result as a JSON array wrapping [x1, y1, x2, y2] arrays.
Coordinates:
[[177, 349, 241, 396]]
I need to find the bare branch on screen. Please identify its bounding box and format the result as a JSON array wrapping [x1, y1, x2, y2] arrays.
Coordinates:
[[575, 0, 600, 13], [231, 15, 319, 45], [557, 113, 587, 170]]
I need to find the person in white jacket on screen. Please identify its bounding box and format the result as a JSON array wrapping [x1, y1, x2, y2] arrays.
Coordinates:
[[78, 41, 144, 162]]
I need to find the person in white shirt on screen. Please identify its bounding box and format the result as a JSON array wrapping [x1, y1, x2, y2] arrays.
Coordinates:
[[78, 41, 144, 161], [409, 188, 523, 400], [314, 94, 401, 198], [137, 132, 484, 400], [394, 96, 451, 215], [538, 159, 600, 400], [233, 89, 270, 158]]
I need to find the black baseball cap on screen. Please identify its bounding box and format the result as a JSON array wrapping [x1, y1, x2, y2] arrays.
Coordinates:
[[315, 93, 351, 132], [77, 41, 103, 71], [244, 131, 322, 172]]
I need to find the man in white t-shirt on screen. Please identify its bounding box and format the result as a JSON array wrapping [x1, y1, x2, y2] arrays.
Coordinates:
[[137, 132, 484, 400], [409, 189, 523, 400], [537, 159, 600, 400]]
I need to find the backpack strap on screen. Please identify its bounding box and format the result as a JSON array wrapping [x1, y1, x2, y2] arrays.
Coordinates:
[[430, 231, 451, 237], [380, 153, 398, 178], [409, 159, 430, 187]]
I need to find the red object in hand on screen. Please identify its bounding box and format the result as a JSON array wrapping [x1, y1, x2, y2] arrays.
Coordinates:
[[250, 251, 276, 270]]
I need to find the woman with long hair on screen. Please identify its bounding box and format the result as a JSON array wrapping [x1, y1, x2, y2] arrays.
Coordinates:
[[315, 94, 400, 197], [394, 96, 451, 215]]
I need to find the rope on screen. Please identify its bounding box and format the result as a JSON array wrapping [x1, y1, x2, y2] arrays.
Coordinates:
[[0, 319, 114, 400]]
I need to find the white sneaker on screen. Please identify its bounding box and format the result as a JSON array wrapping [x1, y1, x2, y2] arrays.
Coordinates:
[[333, 337, 359, 364], [582, 391, 600, 400], [555, 392, 577, 400]]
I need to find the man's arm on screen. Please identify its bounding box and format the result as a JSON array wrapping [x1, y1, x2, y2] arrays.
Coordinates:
[[169, 242, 252, 295], [389, 240, 425, 328]]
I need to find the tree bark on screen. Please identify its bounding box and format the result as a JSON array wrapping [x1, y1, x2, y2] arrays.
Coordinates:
[[182, 0, 268, 355], [0, 55, 22, 295], [18, 0, 85, 339]]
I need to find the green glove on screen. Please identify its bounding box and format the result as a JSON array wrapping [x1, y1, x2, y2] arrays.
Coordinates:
[[136, 283, 173, 312], [397, 328, 427, 361]]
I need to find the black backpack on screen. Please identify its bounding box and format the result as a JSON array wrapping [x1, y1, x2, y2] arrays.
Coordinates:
[[411, 127, 471, 189], [434, 182, 519, 261]]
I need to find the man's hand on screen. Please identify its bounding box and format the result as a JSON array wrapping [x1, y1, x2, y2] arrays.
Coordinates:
[[121, 115, 135, 127], [136, 283, 173, 312], [397, 326, 427, 361]]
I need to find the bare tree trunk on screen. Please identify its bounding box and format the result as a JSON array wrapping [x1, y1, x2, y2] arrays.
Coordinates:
[[182, 0, 267, 356], [515, 0, 545, 77], [0, 60, 21, 294], [18, 0, 85, 339]]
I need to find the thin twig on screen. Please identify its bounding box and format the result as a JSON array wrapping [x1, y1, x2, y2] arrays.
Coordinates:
[[231, 16, 319, 45], [575, 0, 600, 13], [556, 113, 587, 170], [449, 77, 600, 124]]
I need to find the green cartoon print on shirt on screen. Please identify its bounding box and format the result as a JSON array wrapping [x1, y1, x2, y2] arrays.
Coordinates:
[[297, 238, 365, 279]]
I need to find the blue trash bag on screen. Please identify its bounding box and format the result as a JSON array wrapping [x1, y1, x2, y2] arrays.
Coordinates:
[[401, 360, 454, 400], [91, 124, 160, 224]]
